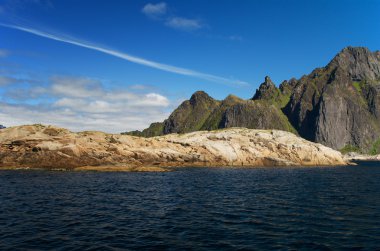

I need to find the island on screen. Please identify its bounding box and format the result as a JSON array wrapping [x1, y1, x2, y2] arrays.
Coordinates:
[[0, 124, 346, 171]]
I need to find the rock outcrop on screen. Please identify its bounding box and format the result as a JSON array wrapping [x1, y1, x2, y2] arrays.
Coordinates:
[[128, 47, 380, 154], [252, 76, 281, 101], [0, 125, 346, 171]]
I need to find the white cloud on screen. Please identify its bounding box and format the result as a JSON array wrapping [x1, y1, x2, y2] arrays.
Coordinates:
[[0, 75, 171, 133], [5, 86, 47, 100], [142, 2, 167, 18], [165, 17, 203, 31], [0, 102, 169, 133], [0, 22, 248, 87], [50, 76, 103, 98], [136, 93, 170, 107], [53, 98, 87, 109]]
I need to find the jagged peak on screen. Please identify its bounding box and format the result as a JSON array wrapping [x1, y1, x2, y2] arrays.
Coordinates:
[[341, 46, 370, 53], [328, 46, 380, 80], [189, 90, 215, 105], [279, 80, 288, 92], [190, 90, 211, 99], [330, 46, 372, 65], [263, 76, 275, 87], [252, 76, 278, 100]]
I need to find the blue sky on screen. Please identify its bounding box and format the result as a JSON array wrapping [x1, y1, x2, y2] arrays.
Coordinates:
[[0, 0, 380, 132]]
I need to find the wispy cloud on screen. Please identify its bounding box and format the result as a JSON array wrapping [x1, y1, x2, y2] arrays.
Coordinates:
[[0, 22, 248, 86], [165, 17, 203, 31], [141, 2, 242, 42], [142, 2, 167, 18], [142, 2, 204, 32], [0, 0, 53, 18], [0, 76, 20, 86], [0, 75, 171, 132]]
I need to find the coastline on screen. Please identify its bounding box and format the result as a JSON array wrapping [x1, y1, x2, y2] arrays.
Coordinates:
[[0, 125, 347, 171], [0, 159, 353, 173]]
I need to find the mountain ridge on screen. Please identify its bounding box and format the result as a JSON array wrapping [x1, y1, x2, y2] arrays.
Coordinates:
[[124, 46, 380, 154]]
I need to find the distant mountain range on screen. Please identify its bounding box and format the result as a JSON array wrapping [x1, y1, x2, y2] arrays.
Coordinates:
[[124, 47, 380, 154]]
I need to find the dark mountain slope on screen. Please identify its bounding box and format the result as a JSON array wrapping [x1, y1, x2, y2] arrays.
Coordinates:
[[124, 47, 380, 153], [125, 85, 296, 137], [283, 47, 380, 152]]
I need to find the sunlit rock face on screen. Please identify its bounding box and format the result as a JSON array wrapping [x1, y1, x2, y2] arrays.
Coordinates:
[[0, 125, 346, 170]]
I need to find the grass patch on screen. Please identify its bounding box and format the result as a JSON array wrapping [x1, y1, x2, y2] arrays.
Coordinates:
[[369, 138, 380, 155], [340, 144, 361, 154], [352, 81, 362, 93]]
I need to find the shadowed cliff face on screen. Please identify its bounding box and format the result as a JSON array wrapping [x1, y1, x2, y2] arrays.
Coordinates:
[[125, 47, 380, 153], [283, 47, 380, 152]]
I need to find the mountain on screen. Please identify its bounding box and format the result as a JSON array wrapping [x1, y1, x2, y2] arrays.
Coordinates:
[[125, 47, 380, 154], [0, 125, 5, 129], [283, 46, 380, 153], [123, 88, 296, 137]]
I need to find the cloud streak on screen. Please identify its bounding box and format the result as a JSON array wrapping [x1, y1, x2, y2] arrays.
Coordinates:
[[0, 22, 248, 86]]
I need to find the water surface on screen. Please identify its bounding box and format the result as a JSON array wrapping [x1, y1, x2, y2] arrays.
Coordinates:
[[1, 162, 379, 250]]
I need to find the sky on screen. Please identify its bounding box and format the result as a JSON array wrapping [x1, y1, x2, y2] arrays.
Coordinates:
[[0, 0, 379, 132]]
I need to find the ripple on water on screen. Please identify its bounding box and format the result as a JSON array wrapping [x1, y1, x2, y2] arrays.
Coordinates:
[[0, 163, 380, 250]]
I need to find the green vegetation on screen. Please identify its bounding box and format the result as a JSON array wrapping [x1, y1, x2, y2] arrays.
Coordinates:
[[143, 122, 164, 137], [369, 138, 380, 155], [310, 80, 321, 96], [122, 122, 164, 137], [201, 95, 245, 131], [349, 80, 369, 108], [352, 81, 362, 93], [201, 110, 223, 130], [275, 91, 291, 108], [340, 144, 361, 154]]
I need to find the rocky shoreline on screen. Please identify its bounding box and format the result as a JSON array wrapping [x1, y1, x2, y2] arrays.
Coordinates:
[[343, 152, 380, 162], [0, 125, 347, 171]]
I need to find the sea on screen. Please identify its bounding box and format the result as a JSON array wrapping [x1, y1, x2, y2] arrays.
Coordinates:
[[0, 161, 379, 250]]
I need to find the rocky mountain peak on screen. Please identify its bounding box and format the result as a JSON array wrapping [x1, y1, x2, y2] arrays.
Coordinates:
[[189, 91, 214, 105], [279, 78, 297, 94], [126, 46, 380, 154], [264, 76, 274, 85], [224, 94, 243, 103], [252, 76, 279, 100], [328, 46, 380, 81]]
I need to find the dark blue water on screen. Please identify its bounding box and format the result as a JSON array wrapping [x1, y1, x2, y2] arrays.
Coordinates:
[[1, 162, 379, 250]]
